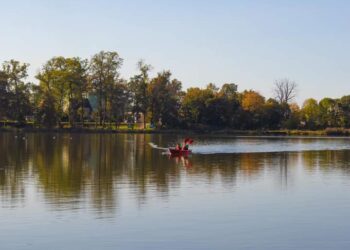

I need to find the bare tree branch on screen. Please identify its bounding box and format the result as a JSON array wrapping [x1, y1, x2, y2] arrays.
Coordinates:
[[273, 78, 297, 104]]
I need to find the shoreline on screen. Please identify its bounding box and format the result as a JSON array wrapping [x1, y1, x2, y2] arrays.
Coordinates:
[[0, 127, 349, 136]]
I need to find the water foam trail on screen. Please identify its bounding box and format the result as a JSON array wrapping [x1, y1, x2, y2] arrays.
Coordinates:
[[152, 138, 350, 155], [148, 142, 168, 151], [190, 143, 350, 155]]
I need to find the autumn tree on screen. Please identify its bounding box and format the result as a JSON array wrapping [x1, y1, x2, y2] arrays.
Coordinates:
[[240, 90, 266, 129], [242, 90, 265, 113]]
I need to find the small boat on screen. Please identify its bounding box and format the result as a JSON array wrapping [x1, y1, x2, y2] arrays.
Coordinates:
[[169, 148, 192, 156]]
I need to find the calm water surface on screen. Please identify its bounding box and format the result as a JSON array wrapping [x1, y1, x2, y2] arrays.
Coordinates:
[[1, 133, 350, 249]]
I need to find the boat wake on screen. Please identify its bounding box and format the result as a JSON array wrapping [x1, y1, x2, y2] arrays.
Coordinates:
[[148, 142, 168, 151], [150, 139, 350, 155], [190, 143, 350, 155]]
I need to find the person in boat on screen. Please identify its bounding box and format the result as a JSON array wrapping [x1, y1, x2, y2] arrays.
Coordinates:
[[175, 143, 181, 150], [182, 138, 192, 150]]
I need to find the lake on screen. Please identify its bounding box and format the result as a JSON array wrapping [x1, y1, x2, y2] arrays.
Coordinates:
[[1, 132, 350, 249]]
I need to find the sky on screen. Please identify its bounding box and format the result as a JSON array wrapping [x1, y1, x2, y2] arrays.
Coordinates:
[[1, 0, 350, 104]]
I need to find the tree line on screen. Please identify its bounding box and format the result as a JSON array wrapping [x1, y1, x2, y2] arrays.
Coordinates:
[[0, 50, 349, 130]]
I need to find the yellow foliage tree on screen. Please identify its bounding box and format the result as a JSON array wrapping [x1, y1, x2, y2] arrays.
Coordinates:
[[242, 90, 265, 112]]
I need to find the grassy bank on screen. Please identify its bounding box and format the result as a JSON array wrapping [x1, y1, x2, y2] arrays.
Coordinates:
[[213, 128, 350, 136], [1, 126, 350, 136]]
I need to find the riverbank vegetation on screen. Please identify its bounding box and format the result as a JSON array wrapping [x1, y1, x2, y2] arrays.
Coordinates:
[[1, 51, 349, 132]]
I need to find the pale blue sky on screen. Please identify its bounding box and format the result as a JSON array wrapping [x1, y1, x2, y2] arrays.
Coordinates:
[[1, 0, 349, 103]]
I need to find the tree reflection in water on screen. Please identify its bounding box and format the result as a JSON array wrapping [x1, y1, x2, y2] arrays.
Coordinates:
[[1, 132, 350, 216]]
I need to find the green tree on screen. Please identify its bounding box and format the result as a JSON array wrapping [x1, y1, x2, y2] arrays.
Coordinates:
[[64, 58, 89, 126], [301, 98, 320, 129], [262, 99, 285, 129], [219, 83, 238, 100], [319, 98, 339, 128], [148, 71, 182, 127], [0, 70, 9, 119], [37, 92, 58, 128], [89, 51, 123, 126], [218, 83, 240, 127], [181, 83, 240, 128], [203, 83, 239, 127], [1, 60, 32, 124], [282, 102, 301, 129], [204, 95, 230, 127], [36, 57, 88, 127], [109, 81, 130, 128], [36, 57, 68, 126], [128, 60, 152, 129], [181, 87, 214, 126], [338, 95, 350, 128]]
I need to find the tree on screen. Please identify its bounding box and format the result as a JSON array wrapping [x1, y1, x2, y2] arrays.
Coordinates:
[[36, 57, 88, 127], [148, 71, 182, 127], [219, 83, 238, 100], [181, 87, 214, 125], [338, 95, 350, 128], [64, 58, 89, 126], [109, 81, 130, 128], [1, 60, 32, 124], [301, 98, 320, 129], [242, 90, 265, 113], [262, 99, 285, 129], [89, 51, 123, 125], [273, 79, 297, 104], [36, 57, 68, 126], [128, 60, 152, 129], [181, 83, 241, 128], [0, 70, 9, 119], [240, 90, 266, 129], [204, 95, 230, 127], [319, 98, 339, 128], [283, 102, 301, 129], [36, 91, 58, 128], [206, 83, 219, 93], [204, 83, 240, 127]]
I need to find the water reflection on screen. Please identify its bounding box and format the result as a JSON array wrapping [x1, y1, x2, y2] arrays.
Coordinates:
[[169, 156, 193, 168], [1, 132, 350, 215]]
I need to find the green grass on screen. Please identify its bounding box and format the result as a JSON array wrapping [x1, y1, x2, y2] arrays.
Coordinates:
[[2, 120, 350, 136]]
